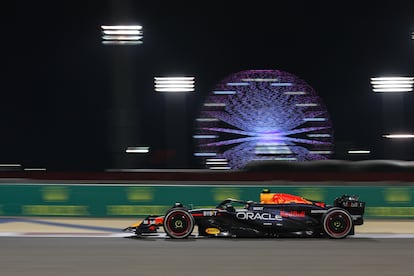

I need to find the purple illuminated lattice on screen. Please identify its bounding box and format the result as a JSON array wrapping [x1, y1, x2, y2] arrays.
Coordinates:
[[193, 70, 334, 170]]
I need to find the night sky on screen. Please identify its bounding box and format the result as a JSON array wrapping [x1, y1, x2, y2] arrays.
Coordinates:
[[2, 1, 414, 171]]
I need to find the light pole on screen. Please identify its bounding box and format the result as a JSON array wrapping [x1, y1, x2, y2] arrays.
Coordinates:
[[154, 76, 195, 168], [370, 76, 414, 159], [102, 22, 144, 169]]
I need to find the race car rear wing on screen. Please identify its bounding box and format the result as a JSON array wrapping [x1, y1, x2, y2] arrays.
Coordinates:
[[334, 194, 365, 225]]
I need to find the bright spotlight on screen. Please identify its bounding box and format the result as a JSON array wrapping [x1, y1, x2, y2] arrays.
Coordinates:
[[383, 134, 414, 139], [154, 77, 195, 92], [101, 25, 143, 45], [347, 150, 371, 154], [370, 77, 414, 92], [126, 146, 150, 153]]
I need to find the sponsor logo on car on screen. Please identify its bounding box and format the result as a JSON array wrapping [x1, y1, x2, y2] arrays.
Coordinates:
[[203, 211, 218, 216], [205, 228, 221, 235], [280, 210, 306, 217], [143, 219, 156, 225], [236, 212, 282, 221]]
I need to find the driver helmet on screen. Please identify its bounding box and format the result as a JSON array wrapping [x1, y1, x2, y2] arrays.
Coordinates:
[[224, 203, 235, 213]]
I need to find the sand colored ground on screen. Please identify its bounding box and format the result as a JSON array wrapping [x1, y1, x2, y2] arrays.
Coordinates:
[[1, 217, 414, 234]]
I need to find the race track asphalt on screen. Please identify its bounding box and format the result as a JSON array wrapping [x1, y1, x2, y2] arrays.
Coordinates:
[[1, 237, 414, 276], [1, 218, 414, 276]]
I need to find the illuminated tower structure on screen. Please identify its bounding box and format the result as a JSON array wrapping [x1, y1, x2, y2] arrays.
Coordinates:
[[193, 70, 334, 170]]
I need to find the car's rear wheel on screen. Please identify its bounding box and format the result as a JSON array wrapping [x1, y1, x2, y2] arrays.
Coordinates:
[[163, 208, 194, 239], [322, 208, 353, 239]]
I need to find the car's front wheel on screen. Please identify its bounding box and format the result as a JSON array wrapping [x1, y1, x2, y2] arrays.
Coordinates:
[[322, 208, 353, 239], [163, 208, 194, 239]]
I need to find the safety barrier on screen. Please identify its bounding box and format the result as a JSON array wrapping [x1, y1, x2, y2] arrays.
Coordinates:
[[1, 183, 413, 218]]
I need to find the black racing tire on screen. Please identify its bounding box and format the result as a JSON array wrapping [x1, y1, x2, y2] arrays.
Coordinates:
[[163, 208, 194, 239], [322, 208, 353, 239]]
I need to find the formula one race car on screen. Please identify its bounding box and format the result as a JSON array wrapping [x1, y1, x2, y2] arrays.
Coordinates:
[[124, 189, 365, 239]]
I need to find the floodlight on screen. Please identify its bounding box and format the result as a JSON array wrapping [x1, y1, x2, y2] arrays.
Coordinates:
[[101, 25, 143, 45], [0, 164, 22, 172], [24, 168, 47, 171], [126, 146, 149, 153], [347, 150, 371, 154], [205, 158, 230, 170], [370, 77, 414, 92], [154, 77, 195, 92], [383, 134, 414, 139]]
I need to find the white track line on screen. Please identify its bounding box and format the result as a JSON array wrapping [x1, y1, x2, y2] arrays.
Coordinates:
[[0, 232, 131, 238], [1, 233, 414, 238], [353, 233, 414, 239]]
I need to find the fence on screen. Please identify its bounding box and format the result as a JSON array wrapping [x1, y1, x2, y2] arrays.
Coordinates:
[[1, 183, 413, 218]]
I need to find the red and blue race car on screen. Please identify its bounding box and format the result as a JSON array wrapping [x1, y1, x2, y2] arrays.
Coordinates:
[[124, 189, 365, 239]]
